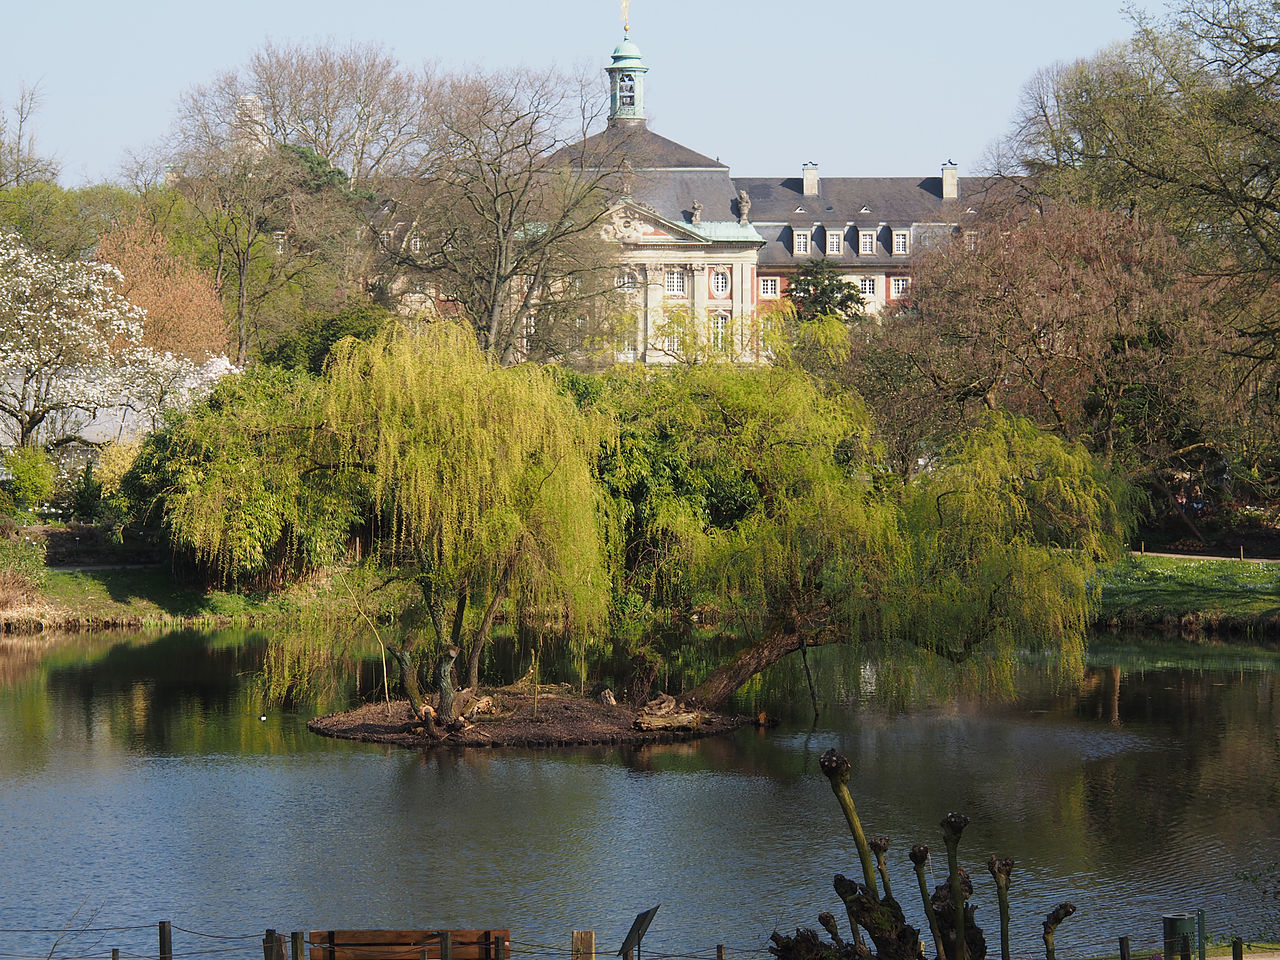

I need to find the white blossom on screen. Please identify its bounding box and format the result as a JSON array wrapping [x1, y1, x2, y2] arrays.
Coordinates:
[[0, 233, 233, 446]]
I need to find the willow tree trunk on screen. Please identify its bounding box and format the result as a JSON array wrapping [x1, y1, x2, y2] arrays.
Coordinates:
[[685, 632, 839, 709]]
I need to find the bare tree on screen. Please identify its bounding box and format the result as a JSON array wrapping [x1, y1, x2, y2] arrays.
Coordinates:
[[0, 83, 59, 189], [384, 67, 629, 365], [181, 40, 437, 189]]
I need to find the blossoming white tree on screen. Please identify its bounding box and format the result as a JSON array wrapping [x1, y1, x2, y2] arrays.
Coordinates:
[[0, 233, 231, 448]]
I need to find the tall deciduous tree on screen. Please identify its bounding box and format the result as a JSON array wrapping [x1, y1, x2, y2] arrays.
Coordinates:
[[96, 216, 229, 360], [322, 322, 612, 696], [386, 68, 628, 365], [0, 84, 58, 190]]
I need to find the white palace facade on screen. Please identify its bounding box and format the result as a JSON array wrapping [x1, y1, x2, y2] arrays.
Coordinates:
[[575, 33, 977, 364]]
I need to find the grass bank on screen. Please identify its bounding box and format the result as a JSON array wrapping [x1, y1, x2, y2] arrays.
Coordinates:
[[17, 553, 1280, 640], [13, 564, 418, 632], [1094, 553, 1280, 638]]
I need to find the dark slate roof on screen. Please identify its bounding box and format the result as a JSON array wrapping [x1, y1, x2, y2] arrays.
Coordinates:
[[734, 175, 978, 268], [627, 168, 742, 226], [555, 119, 727, 171]]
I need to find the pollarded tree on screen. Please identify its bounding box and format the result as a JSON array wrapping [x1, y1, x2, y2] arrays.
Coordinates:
[[321, 322, 613, 700]]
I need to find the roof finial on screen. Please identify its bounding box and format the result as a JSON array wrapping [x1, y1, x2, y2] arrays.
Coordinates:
[[621, 0, 631, 33]]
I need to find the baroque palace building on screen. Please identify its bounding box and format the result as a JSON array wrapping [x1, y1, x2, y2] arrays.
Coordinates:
[[577, 32, 977, 363]]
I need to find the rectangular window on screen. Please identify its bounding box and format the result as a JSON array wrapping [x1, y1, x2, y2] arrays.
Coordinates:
[[893, 231, 909, 255], [409, 236, 423, 254], [891, 276, 910, 297], [710, 314, 729, 352], [859, 276, 876, 296], [665, 270, 686, 296], [760, 276, 780, 298], [860, 231, 876, 255], [827, 229, 843, 255], [793, 230, 810, 256], [379, 229, 393, 247]]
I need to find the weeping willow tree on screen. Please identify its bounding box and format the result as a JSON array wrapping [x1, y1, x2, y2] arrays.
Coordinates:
[[593, 365, 1135, 710], [321, 322, 613, 709]]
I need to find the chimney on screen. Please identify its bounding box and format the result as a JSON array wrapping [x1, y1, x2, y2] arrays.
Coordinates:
[[941, 160, 958, 200], [802, 161, 819, 196]]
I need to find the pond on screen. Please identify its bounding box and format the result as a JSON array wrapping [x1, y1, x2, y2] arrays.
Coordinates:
[[1, 629, 1277, 960]]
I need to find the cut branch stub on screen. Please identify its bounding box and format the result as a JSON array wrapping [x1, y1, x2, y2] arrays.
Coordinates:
[[869, 837, 895, 902], [986, 857, 1014, 960], [820, 748, 880, 901], [1042, 902, 1076, 960], [833, 874, 924, 960], [940, 814, 972, 960], [911, 845, 945, 960], [929, 869, 986, 960]]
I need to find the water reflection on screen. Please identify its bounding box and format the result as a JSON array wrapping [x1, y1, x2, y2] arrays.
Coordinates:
[[0, 629, 1277, 960]]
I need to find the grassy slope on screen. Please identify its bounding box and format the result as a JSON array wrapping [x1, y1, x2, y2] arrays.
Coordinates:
[[1095, 554, 1280, 623], [33, 564, 419, 628], [24, 553, 1280, 632]]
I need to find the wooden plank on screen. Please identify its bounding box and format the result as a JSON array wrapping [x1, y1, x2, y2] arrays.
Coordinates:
[[308, 930, 511, 960]]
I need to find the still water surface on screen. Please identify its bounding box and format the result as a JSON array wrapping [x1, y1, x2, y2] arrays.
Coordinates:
[[1, 630, 1278, 960]]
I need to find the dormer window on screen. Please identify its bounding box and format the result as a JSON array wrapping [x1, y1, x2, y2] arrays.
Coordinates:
[[827, 228, 843, 256], [859, 231, 876, 255], [893, 230, 910, 255], [793, 229, 811, 256]]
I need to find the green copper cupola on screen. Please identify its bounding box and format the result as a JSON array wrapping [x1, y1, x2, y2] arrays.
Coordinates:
[[607, 34, 648, 124]]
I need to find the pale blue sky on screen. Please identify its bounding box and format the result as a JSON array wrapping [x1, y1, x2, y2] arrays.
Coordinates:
[[6, 0, 1160, 185]]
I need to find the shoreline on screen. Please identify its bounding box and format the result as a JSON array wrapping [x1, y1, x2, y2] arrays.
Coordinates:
[[307, 689, 751, 750]]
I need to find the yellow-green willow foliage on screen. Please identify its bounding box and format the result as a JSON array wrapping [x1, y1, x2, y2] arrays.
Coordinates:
[[322, 322, 614, 689], [892, 413, 1138, 689]]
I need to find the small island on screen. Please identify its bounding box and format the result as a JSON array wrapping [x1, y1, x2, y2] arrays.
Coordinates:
[[308, 686, 748, 750]]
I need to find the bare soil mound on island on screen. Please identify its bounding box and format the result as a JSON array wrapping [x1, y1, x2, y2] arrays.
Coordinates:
[[307, 686, 748, 750]]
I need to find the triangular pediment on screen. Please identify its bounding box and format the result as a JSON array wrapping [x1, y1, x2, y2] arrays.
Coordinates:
[[602, 200, 713, 245]]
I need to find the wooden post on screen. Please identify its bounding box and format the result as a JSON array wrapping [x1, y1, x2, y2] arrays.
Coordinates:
[[1197, 910, 1206, 960], [494, 934, 507, 960], [1233, 939, 1244, 960], [292, 932, 306, 960], [572, 931, 595, 960], [264, 930, 288, 960], [1119, 936, 1130, 960], [1181, 933, 1192, 960], [441, 930, 453, 960], [717, 947, 726, 960], [113, 951, 120, 960], [159, 921, 172, 960]]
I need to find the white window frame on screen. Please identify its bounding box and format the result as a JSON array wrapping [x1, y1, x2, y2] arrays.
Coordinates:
[[409, 236, 423, 254], [793, 229, 811, 256], [859, 276, 876, 296], [379, 229, 393, 247], [710, 313, 729, 352], [893, 230, 909, 255], [711, 270, 730, 297], [617, 270, 638, 292], [760, 276, 780, 299], [827, 228, 843, 256], [859, 231, 876, 255], [665, 270, 686, 297], [890, 276, 910, 297]]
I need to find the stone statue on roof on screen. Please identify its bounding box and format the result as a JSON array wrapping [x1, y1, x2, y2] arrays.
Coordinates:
[[690, 199, 702, 225], [737, 189, 751, 225]]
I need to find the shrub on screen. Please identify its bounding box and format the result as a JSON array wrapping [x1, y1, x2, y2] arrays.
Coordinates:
[[0, 531, 47, 596], [4, 446, 55, 512]]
